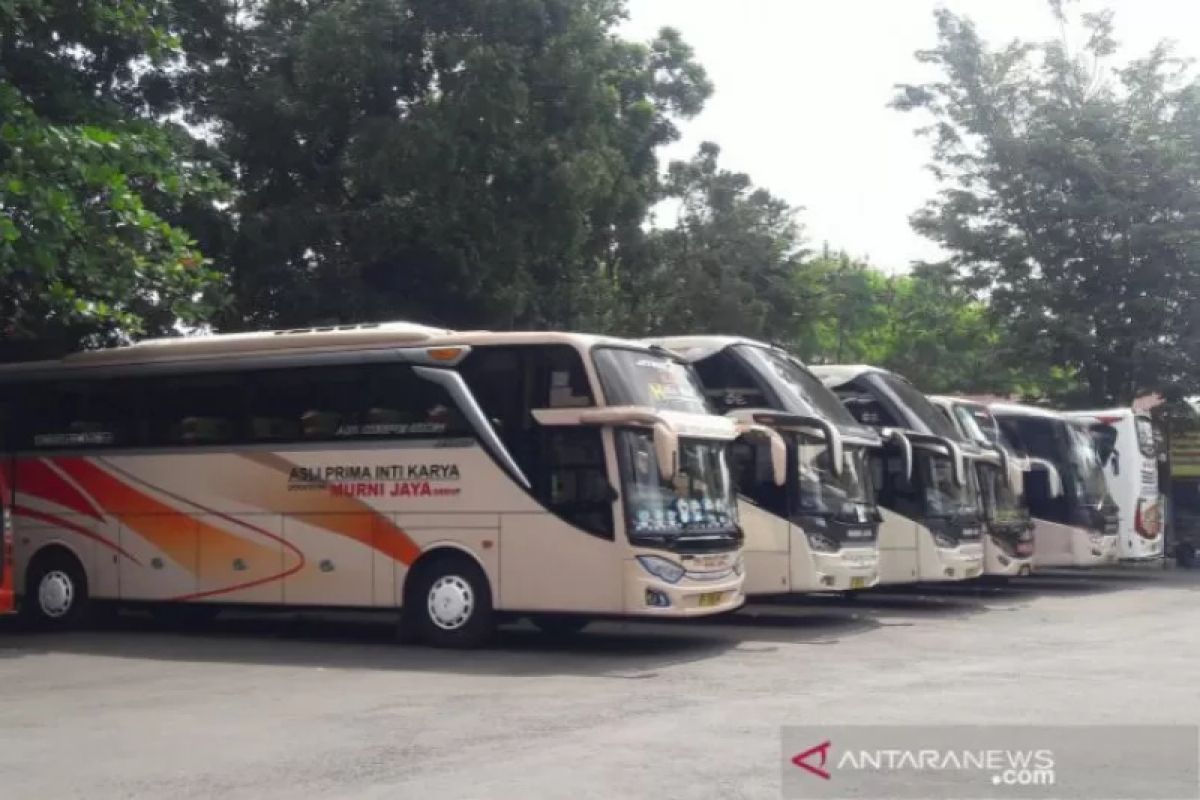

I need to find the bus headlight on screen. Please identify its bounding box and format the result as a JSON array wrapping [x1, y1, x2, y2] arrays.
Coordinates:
[[733, 555, 744, 576], [636, 555, 685, 584], [807, 533, 838, 553], [933, 532, 957, 549]]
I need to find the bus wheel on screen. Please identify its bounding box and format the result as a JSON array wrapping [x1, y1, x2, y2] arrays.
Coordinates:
[[531, 615, 589, 638], [1177, 543, 1198, 569], [409, 555, 494, 648], [22, 549, 89, 629]]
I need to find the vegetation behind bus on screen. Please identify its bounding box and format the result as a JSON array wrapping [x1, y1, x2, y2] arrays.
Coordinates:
[[3, 0, 1199, 404]]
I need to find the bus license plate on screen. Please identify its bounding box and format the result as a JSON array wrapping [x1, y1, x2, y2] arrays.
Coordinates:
[[966, 567, 981, 578], [849, 577, 867, 589], [698, 592, 723, 607]]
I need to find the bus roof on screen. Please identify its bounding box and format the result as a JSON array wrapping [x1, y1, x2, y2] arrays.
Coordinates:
[[0, 323, 661, 382], [645, 335, 768, 361], [807, 364, 886, 386], [1065, 408, 1146, 422], [988, 402, 1068, 421]]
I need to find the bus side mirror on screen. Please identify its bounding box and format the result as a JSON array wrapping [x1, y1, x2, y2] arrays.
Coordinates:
[[653, 422, 678, 483], [735, 424, 787, 487], [1026, 458, 1064, 499], [884, 429, 913, 484]]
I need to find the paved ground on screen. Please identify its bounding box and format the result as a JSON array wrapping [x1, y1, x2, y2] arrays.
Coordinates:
[[0, 566, 1197, 799]]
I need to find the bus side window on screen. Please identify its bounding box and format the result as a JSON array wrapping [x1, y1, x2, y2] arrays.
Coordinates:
[[693, 351, 767, 413], [148, 374, 246, 446], [535, 428, 613, 539], [367, 365, 468, 437]]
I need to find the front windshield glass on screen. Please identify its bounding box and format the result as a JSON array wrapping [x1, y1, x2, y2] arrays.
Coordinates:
[[1067, 423, 1109, 503], [794, 436, 873, 518], [737, 345, 859, 426], [616, 430, 738, 538], [920, 449, 981, 518], [878, 373, 962, 440], [593, 348, 711, 414]]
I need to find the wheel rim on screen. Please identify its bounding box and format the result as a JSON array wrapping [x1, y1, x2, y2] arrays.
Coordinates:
[[427, 575, 474, 631], [38, 570, 75, 619]]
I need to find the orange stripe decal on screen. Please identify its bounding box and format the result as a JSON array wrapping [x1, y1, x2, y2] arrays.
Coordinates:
[[237, 452, 422, 565]]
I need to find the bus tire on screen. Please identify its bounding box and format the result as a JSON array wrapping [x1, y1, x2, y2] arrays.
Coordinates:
[[21, 548, 89, 629], [1177, 543, 1198, 569], [531, 614, 589, 638], [407, 554, 494, 648]]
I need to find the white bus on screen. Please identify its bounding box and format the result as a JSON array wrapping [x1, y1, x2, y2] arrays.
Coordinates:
[[812, 366, 985, 584], [930, 396, 1035, 577], [0, 323, 747, 646], [1065, 409, 1163, 561], [990, 403, 1119, 568], [646, 337, 882, 594]]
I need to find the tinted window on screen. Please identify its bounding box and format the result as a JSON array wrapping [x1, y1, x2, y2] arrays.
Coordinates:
[[20, 379, 143, 449], [147, 373, 245, 445], [247, 365, 466, 442], [692, 350, 770, 413], [737, 345, 859, 425], [534, 428, 613, 539], [730, 438, 787, 517]]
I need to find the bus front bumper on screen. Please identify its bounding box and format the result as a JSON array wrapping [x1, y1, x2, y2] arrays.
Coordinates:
[[810, 548, 879, 591], [624, 560, 745, 617]]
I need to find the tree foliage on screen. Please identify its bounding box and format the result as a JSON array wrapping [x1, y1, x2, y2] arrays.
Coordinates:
[[0, 0, 226, 348], [895, 4, 1200, 403], [622, 142, 806, 339], [790, 250, 1043, 395], [190, 0, 711, 331]]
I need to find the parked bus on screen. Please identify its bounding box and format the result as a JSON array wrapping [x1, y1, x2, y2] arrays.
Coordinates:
[[1065, 409, 1163, 562], [929, 396, 1035, 576], [990, 403, 1119, 567], [811, 366, 985, 584], [646, 337, 882, 594], [0, 323, 747, 646]]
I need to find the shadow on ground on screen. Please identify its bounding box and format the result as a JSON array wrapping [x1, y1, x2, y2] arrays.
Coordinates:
[[0, 600, 882, 676]]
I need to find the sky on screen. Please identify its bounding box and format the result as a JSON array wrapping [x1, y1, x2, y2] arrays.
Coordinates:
[[622, 0, 1200, 271]]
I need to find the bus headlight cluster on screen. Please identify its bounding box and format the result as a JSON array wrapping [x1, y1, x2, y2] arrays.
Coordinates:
[[636, 555, 685, 584], [733, 555, 744, 577], [807, 533, 838, 553], [933, 532, 958, 549]]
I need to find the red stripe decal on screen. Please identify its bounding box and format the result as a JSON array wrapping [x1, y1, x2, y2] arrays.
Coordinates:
[[13, 506, 141, 565]]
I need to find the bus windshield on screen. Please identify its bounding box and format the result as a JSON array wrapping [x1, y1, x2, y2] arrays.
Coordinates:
[[921, 450, 981, 519], [616, 430, 739, 542], [736, 345, 859, 426], [794, 436, 874, 520], [593, 348, 711, 415], [1067, 424, 1109, 504], [878, 373, 962, 440]]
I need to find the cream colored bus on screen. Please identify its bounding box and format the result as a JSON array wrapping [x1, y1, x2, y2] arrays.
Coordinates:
[[646, 337, 882, 595], [0, 323, 746, 646]]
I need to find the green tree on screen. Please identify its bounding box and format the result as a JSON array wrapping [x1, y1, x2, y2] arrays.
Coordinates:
[[192, 0, 710, 332], [0, 0, 226, 350], [624, 142, 807, 338], [895, 3, 1200, 404]]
